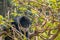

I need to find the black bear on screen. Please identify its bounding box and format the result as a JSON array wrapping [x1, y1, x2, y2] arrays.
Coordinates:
[[5, 16, 32, 40]]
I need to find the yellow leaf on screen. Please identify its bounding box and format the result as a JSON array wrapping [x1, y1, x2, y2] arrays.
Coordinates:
[[52, 5, 57, 9], [19, 7, 27, 11], [0, 21, 5, 24], [11, 12, 17, 17], [50, 0, 56, 3], [9, 19, 14, 22], [15, 3, 19, 6], [31, 9, 37, 14], [0, 15, 3, 20], [13, 0, 18, 2]]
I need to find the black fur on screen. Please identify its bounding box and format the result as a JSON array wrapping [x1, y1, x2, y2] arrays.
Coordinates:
[[5, 16, 31, 40]]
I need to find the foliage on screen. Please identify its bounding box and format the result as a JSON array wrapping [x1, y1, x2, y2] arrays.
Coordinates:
[[0, 0, 60, 40]]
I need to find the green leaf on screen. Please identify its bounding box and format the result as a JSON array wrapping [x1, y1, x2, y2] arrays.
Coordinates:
[[38, 17, 44, 24], [55, 34, 60, 40], [19, 7, 27, 11], [51, 30, 58, 34]]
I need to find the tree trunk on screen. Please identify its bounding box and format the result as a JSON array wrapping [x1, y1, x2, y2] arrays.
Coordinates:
[[0, 0, 7, 17]]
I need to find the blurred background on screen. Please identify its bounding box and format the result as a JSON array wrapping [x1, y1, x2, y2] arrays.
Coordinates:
[[0, 0, 60, 40]]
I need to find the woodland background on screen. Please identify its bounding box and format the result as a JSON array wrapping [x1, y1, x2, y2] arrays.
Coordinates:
[[0, 0, 60, 40]]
